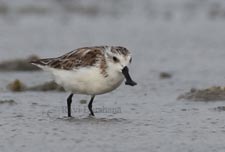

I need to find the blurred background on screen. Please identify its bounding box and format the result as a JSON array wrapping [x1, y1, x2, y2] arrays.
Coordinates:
[[1, 0, 225, 84], [1, 0, 225, 152], [0, 0, 225, 58]]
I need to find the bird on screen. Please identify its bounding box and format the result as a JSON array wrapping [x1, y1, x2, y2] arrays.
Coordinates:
[[30, 46, 137, 117]]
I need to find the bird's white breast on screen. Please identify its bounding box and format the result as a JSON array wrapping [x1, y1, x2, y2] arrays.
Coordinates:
[[50, 66, 124, 95]]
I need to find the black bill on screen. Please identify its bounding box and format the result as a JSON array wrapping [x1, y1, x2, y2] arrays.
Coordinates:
[[122, 66, 137, 86]]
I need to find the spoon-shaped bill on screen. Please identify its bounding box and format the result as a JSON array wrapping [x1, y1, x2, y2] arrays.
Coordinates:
[[122, 66, 137, 86]]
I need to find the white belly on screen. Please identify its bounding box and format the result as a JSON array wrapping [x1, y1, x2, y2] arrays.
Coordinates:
[[50, 67, 124, 95]]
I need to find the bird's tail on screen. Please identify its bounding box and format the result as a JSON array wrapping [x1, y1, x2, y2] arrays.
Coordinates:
[[30, 58, 54, 70]]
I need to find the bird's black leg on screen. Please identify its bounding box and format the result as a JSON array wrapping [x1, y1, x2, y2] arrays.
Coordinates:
[[88, 95, 95, 116], [67, 93, 73, 117]]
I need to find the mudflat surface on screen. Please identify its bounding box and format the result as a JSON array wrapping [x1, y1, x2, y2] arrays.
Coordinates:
[[1, 0, 225, 152]]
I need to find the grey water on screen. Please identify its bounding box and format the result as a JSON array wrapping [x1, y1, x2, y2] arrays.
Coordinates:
[[1, 0, 225, 151]]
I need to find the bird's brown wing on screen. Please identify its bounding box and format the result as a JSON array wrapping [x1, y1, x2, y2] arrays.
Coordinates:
[[30, 46, 106, 70]]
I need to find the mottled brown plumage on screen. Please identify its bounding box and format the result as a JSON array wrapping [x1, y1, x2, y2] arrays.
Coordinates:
[[31, 46, 106, 70], [111, 46, 130, 56]]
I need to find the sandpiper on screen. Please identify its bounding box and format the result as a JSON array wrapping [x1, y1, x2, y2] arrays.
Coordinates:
[[31, 46, 137, 117]]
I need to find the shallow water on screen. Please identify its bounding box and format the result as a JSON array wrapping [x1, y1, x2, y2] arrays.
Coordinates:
[[1, 0, 225, 152]]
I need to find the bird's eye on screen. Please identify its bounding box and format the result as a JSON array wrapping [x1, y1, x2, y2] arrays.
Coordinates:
[[113, 56, 119, 62], [129, 58, 132, 63]]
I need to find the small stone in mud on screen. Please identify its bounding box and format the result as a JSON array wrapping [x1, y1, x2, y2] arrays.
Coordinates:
[[80, 99, 87, 104], [181, 108, 187, 111], [7, 79, 26, 92], [159, 72, 172, 79], [178, 86, 225, 101], [213, 106, 225, 112], [0, 99, 17, 105], [28, 81, 65, 92], [7, 79, 64, 92], [0, 55, 40, 71]]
